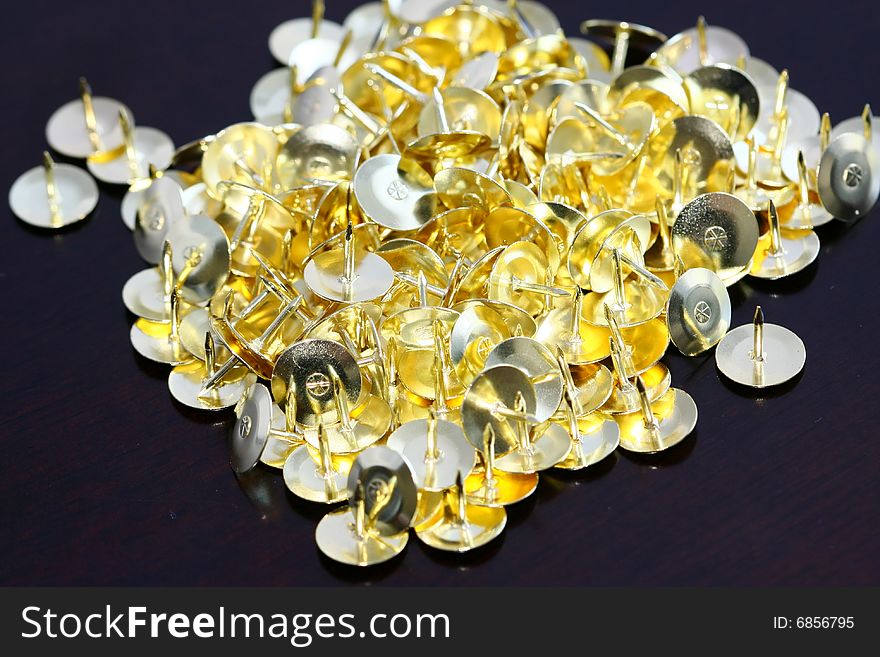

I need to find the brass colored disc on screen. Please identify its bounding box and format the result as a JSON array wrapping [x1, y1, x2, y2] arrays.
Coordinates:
[[303, 394, 388, 453], [230, 383, 273, 474], [168, 361, 252, 411], [667, 267, 731, 355], [397, 348, 465, 400], [534, 307, 612, 365], [271, 338, 363, 428], [484, 337, 563, 423], [249, 68, 292, 126], [202, 122, 279, 199], [646, 116, 735, 200], [122, 268, 169, 322], [554, 80, 611, 121], [817, 133, 880, 222], [178, 308, 228, 360], [487, 241, 557, 316], [353, 154, 439, 231], [568, 38, 612, 83], [416, 490, 506, 552], [451, 51, 500, 90], [449, 306, 512, 387], [756, 88, 820, 145], [622, 318, 670, 374], [607, 66, 689, 127], [580, 19, 668, 55], [567, 209, 639, 290], [461, 364, 537, 457], [303, 302, 383, 345], [580, 279, 666, 328], [483, 205, 561, 274], [46, 95, 131, 159], [287, 37, 359, 85], [381, 307, 460, 350], [603, 362, 671, 414], [130, 319, 193, 366], [465, 466, 538, 507], [167, 214, 231, 305], [412, 490, 445, 532], [574, 102, 656, 176], [671, 192, 759, 281], [283, 445, 351, 504], [387, 419, 476, 491], [303, 248, 394, 303], [653, 25, 749, 74], [315, 507, 409, 567], [684, 64, 760, 140], [268, 17, 345, 65], [377, 239, 448, 288], [347, 445, 418, 535], [434, 166, 512, 211], [495, 422, 571, 473], [566, 364, 616, 417], [716, 321, 806, 388], [133, 176, 185, 263], [122, 173, 188, 231], [418, 87, 501, 139], [616, 388, 698, 453], [527, 201, 588, 249], [276, 123, 360, 188], [589, 214, 653, 293], [749, 230, 820, 280], [555, 413, 620, 470], [451, 298, 537, 338], [87, 127, 174, 185], [9, 162, 98, 229], [422, 4, 507, 58]]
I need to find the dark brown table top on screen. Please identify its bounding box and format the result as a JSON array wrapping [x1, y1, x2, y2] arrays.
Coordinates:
[[1, 0, 878, 586]]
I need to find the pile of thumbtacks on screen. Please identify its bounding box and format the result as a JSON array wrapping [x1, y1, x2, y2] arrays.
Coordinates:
[[10, 0, 879, 566]]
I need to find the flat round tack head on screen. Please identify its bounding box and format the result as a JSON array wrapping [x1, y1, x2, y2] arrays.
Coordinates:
[[269, 12, 345, 65], [134, 176, 185, 263], [87, 126, 174, 185], [749, 201, 820, 280], [667, 267, 731, 356], [555, 412, 620, 470], [653, 22, 749, 74], [347, 446, 418, 536], [685, 64, 760, 140], [465, 466, 538, 507], [672, 192, 759, 281], [271, 338, 363, 427], [416, 474, 507, 552], [353, 154, 439, 231], [616, 387, 698, 454], [122, 267, 169, 321], [315, 505, 409, 567], [603, 362, 671, 415], [716, 307, 805, 388], [230, 383, 273, 473], [168, 360, 251, 411], [283, 444, 351, 504], [9, 155, 98, 229], [817, 133, 880, 222], [461, 364, 538, 457], [201, 122, 279, 199], [387, 417, 476, 491], [167, 214, 231, 305], [495, 422, 571, 473], [484, 337, 563, 423], [45, 84, 131, 159], [129, 317, 193, 366], [276, 123, 360, 188]]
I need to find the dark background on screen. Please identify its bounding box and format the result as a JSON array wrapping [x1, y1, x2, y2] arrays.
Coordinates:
[[1, 0, 878, 586]]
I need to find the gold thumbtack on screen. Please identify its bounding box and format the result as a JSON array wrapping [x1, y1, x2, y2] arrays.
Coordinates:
[[283, 401, 351, 504], [315, 446, 415, 566], [129, 287, 193, 365], [465, 422, 538, 507], [168, 331, 253, 411], [615, 375, 698, 453], [555, 380, 620, 471], [230, 383, 302, 474], [716, 306, 806, 388], [750, 199, 819, 279], [416, 471, 507, 553], [386, 407, 475, 492], [9, 150, 99, 229]]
